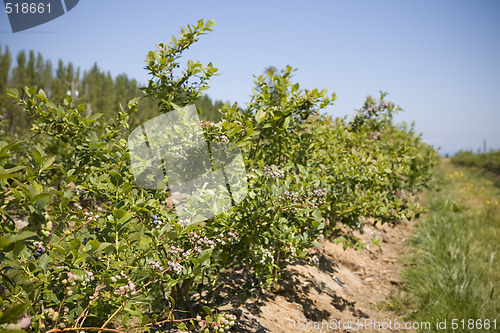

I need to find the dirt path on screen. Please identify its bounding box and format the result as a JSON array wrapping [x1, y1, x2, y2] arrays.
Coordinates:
[[228, 220, 417, 333]]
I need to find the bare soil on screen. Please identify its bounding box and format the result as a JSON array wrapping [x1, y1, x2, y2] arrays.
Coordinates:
[[223, 220, 417, 333]]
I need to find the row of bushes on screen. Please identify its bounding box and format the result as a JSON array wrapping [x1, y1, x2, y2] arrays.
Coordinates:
[[451, 150, 500, 175], [0, 19, 439, 332]]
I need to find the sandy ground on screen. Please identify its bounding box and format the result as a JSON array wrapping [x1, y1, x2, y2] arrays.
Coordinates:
[[223, 220, 417, 333]]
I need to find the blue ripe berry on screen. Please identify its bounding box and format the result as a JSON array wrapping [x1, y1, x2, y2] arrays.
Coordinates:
[[153, 220, 159, 226], [152, 215, 159, 220], [73, 188, 78, 194], [80, 189, 86, 196], [39, 246, 46, 254], [34, 251, 42, 258]]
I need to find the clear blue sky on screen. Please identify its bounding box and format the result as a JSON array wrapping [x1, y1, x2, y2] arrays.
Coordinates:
[[1, 0, 499, 155]]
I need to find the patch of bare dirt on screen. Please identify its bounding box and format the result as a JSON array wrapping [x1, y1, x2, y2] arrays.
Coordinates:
[[224, 220, 416, 333]]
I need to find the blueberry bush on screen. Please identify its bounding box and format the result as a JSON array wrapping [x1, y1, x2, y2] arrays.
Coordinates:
[[452, 149, 500, 176], [0, 19, 439, 332]]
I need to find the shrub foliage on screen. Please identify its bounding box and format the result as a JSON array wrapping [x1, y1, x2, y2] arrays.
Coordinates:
[[452, 150, 500, 176], [0, 19, 438, 332]]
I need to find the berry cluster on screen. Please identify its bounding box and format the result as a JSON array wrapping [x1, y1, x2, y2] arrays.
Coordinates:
[[296, 90, 316, 110], [60, 269, 95, 296], [73, 188, 86, 196], [216, 313, 237, 332], [33, 241, 47, 258], [167, 245, 184, 254], [278, 190, 298, 203], [40, 213, 54, 237], [311, 187, 326, 198], [147, 260, 164, 271], [309, 187, 327, 208], [75, 211, 100, 233], [173, 148, 188, 161], [197, 313, 236, 332], [199, 120, 232, 144], [151, 214, 163, 227], [83, 210, 100, 223], [158, 231, 240, 276], [81, 270, 95, 286], [277, 187, 327, 211], [111, 272, 137, 296], [286, 244, 297, 257], [364, 100, 390, 116], [188, 230, 239, 251], [263, 165, 285, 178], [365, 106, 376, 113], [261, 248, 274, 265], [39, 307, 58, 330], [215, 134, 229, 142], [199, 120, 221, 129], [167, 260, 183, 274], [250, 246, 274, 266], [368, 131, 382, 140]]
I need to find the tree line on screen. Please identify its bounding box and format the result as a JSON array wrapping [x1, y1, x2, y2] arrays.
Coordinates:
[[0, 45, 224, 135]]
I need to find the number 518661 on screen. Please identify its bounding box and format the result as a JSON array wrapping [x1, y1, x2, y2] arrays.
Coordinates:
[[5, 2, 51, 14]]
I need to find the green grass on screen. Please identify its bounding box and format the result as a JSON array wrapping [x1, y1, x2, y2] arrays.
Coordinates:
[[402, 159, 500, 332]]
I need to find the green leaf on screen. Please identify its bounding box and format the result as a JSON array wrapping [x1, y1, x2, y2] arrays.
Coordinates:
[[118, 212, 133, 224], [87, 113, 103, 122], [196, 248, 213, 265], [40, 155, 56, 171], [39, 253, 51, 272], [0, 237, 10, 250], [312, 209, 322, 222], [205, 19, 216, 28], [112, 208, 126, 220], [298, 250, 308, 257], [0, 303, 27, 324], [5, 87, 19, 99], [88, 239, 101, 252], [255, 108, 266, 124], [90, 133, 98, 146], [96, 242, 113, 253], [297, 164, 308, 175], [32, 192, 51, 203], [3, 165, 26, 173], [202, 306, 212, 316], [283, 116, 291, 129], [37, 89, 47, 99], [141, 314, 151, 326], [5, 231, 36, 244], [0, 173, 20, 180], [32, 147, 42, 165]]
